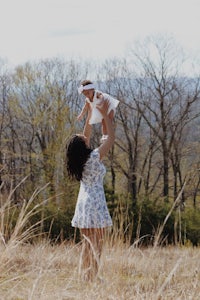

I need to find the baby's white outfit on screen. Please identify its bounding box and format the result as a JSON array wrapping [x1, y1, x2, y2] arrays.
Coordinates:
[[86, 90, 119, 125]]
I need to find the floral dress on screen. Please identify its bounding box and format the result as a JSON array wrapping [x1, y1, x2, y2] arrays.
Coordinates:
[[71, 149, 113, 228]]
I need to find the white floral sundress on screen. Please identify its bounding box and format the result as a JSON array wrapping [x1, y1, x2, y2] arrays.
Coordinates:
[[71, 149, 113, 228]]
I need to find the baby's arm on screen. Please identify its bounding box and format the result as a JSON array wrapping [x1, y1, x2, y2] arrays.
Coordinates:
[[77, 101, 90, 121]]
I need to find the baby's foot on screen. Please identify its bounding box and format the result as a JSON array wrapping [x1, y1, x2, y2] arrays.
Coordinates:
[[100, 135, 108, 143]]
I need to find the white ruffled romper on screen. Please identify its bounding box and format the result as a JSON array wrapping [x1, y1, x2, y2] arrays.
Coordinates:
[[87, 90, 119, 125], [71, 149, 113, 228]]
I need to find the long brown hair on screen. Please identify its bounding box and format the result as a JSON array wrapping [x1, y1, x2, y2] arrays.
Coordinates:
[[66, 135, 92, 181]]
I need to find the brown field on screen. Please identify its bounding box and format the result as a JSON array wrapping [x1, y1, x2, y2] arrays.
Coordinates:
[[0, 188, 200, 300], [0, 239, 199, 300]]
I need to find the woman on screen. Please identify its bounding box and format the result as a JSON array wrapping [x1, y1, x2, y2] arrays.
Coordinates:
[[66, 100, 115, 280]]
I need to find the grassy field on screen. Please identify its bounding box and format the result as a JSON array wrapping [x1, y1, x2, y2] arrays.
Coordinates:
[[0, 188, 199, 300], [0, 239, 199, 300]]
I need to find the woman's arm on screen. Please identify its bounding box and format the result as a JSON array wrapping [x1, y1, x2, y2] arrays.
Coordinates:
[[96, 100, 115, 160], [82, 104, 92, 147]]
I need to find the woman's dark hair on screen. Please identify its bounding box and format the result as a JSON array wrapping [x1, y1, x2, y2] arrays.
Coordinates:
[[66, 135, 92, 181]]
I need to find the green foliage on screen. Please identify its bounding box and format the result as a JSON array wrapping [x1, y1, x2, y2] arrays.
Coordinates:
[[182, 207, 200, 246], [104, 184, 119, 215], [126, 199, 200, 246], [41, 202, 75, 242], [130, 199, 175, 245], [3, 193, 200, 246], [1, 172, 199, 247], [1, 199, 75, 243], [109, 195, 200, 246]]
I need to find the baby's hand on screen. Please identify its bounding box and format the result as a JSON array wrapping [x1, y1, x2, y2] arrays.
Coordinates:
[[96, 100, 109, 116], [77, 114, 83, 121]]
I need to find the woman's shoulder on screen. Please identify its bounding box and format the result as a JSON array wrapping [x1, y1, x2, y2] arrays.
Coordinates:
[[90, 148, 100, 159], [85, 149, 100, 170], [86, 149, 100, 163]]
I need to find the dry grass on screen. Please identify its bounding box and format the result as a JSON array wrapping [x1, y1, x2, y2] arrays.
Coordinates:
[[0, 239, 199, 300], [0, 183, 199, 299]]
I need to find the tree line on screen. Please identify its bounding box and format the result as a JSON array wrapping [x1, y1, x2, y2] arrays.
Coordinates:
[[0, 36, 200, 245]]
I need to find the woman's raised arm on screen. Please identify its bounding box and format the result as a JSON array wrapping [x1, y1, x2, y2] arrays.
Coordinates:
[[82, 105, 92, 147]]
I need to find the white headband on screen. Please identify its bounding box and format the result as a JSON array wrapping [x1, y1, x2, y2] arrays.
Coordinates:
[[78, 83, 95, 94]]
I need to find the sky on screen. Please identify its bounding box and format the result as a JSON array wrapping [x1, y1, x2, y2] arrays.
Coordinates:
[[0, 0, 200, 67]]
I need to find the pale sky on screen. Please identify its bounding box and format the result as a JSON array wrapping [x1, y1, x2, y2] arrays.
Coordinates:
[[0, 0, 200, 67]]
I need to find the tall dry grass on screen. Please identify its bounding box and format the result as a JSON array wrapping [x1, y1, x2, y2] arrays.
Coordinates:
[[0, 183, 199, 300], [0, 238, 199, 299]]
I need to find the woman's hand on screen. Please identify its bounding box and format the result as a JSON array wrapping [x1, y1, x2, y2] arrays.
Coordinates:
[[96, 99, 110, 116]]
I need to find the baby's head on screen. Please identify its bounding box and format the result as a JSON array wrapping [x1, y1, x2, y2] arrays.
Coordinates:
[[78, 80, 95, 98], [80, 79, 93, 87]]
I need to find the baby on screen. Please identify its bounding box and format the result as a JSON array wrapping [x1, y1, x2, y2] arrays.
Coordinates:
[[77, 80, 119, 141]]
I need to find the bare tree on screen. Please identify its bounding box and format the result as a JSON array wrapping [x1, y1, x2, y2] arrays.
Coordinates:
[[0, 60, 12, 192], [5, 58, 88, 202], [129, 36, 200, 202]]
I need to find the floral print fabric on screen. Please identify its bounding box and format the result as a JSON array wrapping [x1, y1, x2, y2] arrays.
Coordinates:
[[71, 149, 113, 228]]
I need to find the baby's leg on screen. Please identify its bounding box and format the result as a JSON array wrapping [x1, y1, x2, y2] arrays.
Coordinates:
[[101, 110, 114, 141]]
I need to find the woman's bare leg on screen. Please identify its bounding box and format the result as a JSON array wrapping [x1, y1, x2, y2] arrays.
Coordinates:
[[80, 228, 105, 280]]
